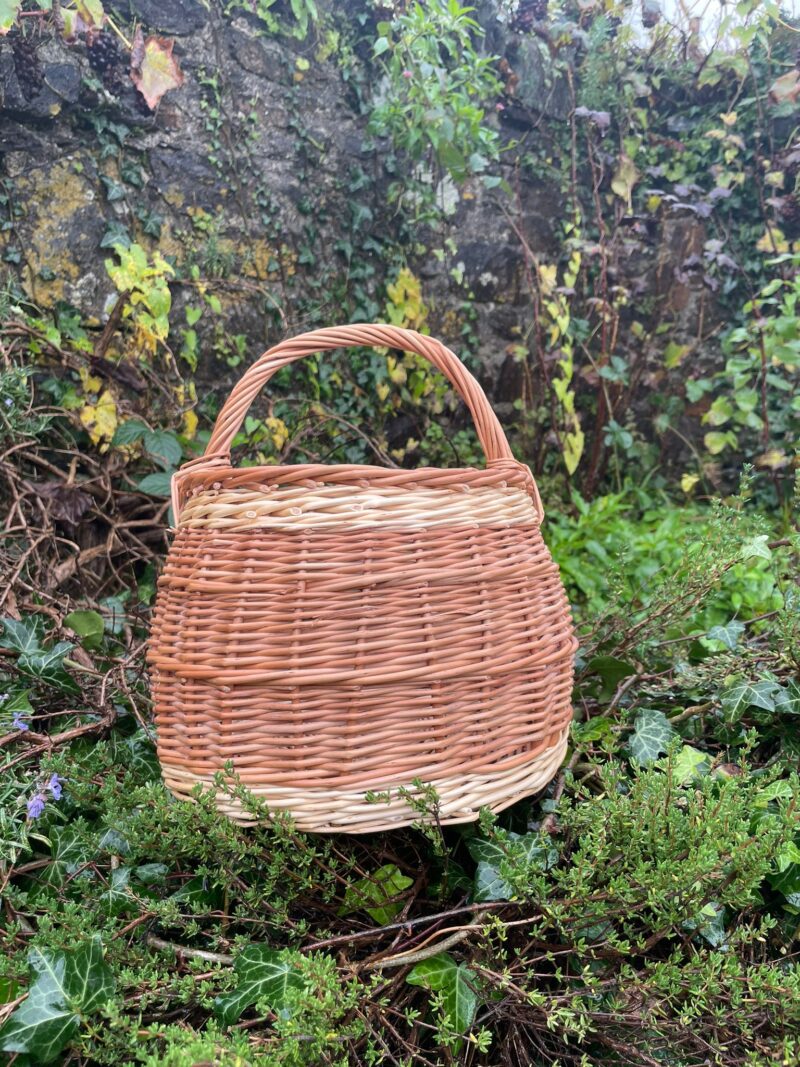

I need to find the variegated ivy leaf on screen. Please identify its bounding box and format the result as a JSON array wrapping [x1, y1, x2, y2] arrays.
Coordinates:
[[629, 708, 675, 766], [0, 937, 115, 1064], [213, 946, 304, 1025], [706, 620, 745, 650], [774, 682, 800, 716], [406, 952, 478, 1036], [741, 535, 772, 561], [720, 679, 779, 722], [0, 616, 43, 655], [468, 832, 555, 903], [40, 827, 93, 889]]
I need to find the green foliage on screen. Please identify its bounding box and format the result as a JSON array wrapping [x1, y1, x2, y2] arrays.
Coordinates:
[[0, 938, 115, 1063], [339, 863, 414, 924], [213, 946, 304, 1025], [700, 253, 800, 469], [369, 0, 502, 220], [105, 242, 174, 354], [225, 0, 319, 40], [0, 364, 52, 443], [406, 953, 481, 1050]]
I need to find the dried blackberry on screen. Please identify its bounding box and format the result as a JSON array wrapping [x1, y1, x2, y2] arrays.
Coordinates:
[[780, 194, 800, 234], [87, 31, 127, 97], [513, 0, 547, 31], [11, 33, 44, 99]]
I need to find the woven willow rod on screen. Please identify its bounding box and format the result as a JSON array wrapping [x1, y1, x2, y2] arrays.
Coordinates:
[[148, 324, 576, 832]]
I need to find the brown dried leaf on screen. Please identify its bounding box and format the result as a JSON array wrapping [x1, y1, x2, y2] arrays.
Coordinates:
[[36, 482, 94, 525], [769, 70, 800, 106], [131, 34, 184, 111]]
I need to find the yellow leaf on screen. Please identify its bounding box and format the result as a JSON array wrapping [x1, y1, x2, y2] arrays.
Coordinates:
[[537, 263, 557, 297], [755, 450, 788, 471], [78, 367, 103, 394], [610, 155, 639, 209], [563, 428, 584, 475], [681, 473, 700, 493], [80, 390, 118, 448], [265, 416, 289, 451], [720, 111, 737, 126], [756, 228, 788, 254], [182, 409, 198, 439], [385, 268, 428, 330]]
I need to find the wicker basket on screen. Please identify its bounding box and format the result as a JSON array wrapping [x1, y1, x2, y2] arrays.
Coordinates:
[[148, 324, 576, 832]]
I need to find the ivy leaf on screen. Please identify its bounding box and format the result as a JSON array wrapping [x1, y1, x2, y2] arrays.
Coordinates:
[[171, 876, 224, 908], [707, 620, 745, 650], [572, 716, 613, 744], [0, 0, 21, 35], [741, 535, 772, 561], [131, 30, 185, 111], [473, 859, 519, 903], [0, 616, 43, 655], [213, 946, 304, 1025], [18, 641, 78, 693], [468, 832, 553, 903], [64, 610, 104, 651], [774, 682, 800, 716], [109, 731, 160, 780], [610, 154, 639, 209], [629, 708, 675, 765], [41, 827, 93, 889], [0, 937, 115, 1063], [588, 656, 637, 698], [406, 953, 478, 1036], [704, 430, 734, 455], [134, 863, 169, 885], [99, 867, 135, 916], [339, 864, 413, 924], [768, 862, 800, 905], [667, 745, 710, 785], [2, 689, 33, 719], [683, 901, 726, 948], [720, 679, 778, 722], [80, 390, 118, 448]]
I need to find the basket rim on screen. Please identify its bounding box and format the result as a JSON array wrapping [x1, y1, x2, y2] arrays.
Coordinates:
[[173, 457, 539, 489], [171, 457, 544, 523]]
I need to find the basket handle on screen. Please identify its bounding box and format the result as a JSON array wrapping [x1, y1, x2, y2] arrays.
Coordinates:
[[201, 324, 516, 464]]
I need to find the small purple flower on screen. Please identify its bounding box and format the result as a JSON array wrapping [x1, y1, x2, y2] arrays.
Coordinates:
[[27, 794, 46, 820], [47, 773, 63, 801], [496, 102, 505, 111], [12, 712, 29, 731], [402, 69, 412, 78]]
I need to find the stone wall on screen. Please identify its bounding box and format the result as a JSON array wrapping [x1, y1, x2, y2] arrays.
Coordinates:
[[0, 0, 710, 410]]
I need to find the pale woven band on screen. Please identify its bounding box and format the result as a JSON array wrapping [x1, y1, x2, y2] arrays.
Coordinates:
[[160, 728, 569, 832]]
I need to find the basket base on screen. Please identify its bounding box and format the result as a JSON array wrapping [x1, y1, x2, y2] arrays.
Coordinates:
[[159, 729, 569, 833]]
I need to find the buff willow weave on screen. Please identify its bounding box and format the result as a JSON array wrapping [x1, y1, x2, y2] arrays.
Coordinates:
[[148, 324, 577, 832]]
